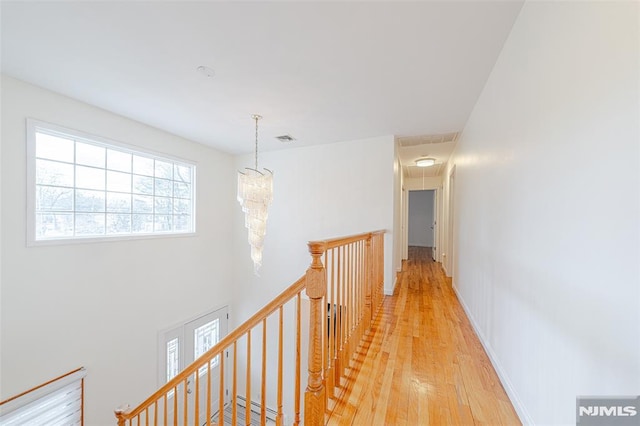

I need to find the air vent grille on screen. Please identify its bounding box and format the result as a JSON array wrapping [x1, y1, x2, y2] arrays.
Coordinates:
[[275, 135, 296, 143], [398, 132, 458, 147]]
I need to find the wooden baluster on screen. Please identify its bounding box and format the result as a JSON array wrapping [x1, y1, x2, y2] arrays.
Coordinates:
[[261, 319, 267, 426], [294, 292, 301, 426], [361, 240, 365, 331], [326, 248, 335, 398], [276, 306, 284, 426], [353, 243, 358, 356], [246, 330, 252, 426], [206, 362, 211, 426], [356, 241, 361, 344], [358, 241, 362, 331], [173, 385, 178, 426], [195, 370, 200, 426], [153, 401, 158, 426], [340, 245, 346, 378], [219, 350, 225, 426], [379, 234, 383, 307], [145, 407, 149, 426], [163, 392, 168, 426], [365, 235, 372, 327], [322, 250, 328, 407], [304, 241, 327, 426], [232, 342, 238, 425], [346, 243, 352, 362], [183, 378, 188, 426]]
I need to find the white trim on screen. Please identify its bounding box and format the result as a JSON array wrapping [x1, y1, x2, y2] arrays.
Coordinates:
[[451, 284, 534, 425], [28, 231, 197, 248], [27, 119, 197, 166]]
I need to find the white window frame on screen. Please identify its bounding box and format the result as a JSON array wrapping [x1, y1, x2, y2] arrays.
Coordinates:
[[26, 119, 197, 246]]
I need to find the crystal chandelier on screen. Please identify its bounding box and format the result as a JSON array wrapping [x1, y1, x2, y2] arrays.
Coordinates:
[[237, 114, 273, 274]]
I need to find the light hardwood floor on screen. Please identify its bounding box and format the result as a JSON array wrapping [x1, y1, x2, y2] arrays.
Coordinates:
[[326, 246, 521, 426]]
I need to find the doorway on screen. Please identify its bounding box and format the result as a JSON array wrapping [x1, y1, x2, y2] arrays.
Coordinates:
[[159, 306, 229, 425], [408, 190, 436, 260]]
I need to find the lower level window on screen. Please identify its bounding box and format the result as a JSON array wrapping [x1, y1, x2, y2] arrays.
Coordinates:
[[0, 368, 86, 426], [27, 119, 196, 244]]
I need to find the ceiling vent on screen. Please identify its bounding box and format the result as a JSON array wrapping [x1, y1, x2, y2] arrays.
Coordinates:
[[398, 132, 459, 147], [275, 134, 296, 143]]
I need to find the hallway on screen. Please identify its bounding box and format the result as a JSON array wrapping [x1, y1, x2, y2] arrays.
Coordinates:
[[327, 246, 521, 425]]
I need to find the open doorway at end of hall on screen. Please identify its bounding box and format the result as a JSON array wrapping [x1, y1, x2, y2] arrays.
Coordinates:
[[407, 189, 436, 261]]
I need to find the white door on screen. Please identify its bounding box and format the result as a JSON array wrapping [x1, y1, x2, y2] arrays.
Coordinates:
[[160, 307, 228, 426]]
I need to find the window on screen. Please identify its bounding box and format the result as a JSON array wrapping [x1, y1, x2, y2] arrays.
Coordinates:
[[27, 119, 195, 243], [0, 368, 86, 426]]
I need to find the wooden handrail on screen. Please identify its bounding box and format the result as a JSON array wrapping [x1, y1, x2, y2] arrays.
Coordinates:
[[311, 229, 385, 250]]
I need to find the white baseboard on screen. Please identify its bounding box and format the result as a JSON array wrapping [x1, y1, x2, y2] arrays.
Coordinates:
[[451, 284, 534, 426]]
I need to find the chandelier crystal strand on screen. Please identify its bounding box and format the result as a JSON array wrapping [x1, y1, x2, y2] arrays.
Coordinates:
[[237, 115, 273, 275]]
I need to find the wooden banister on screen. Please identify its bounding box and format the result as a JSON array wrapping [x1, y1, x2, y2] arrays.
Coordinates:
[[115, 230, 385, 426]]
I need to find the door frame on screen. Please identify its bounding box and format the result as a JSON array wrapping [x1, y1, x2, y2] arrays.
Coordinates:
[[405, 188, 439, 260], [158, 305, 229, 387], [446, 166, 456, 279]]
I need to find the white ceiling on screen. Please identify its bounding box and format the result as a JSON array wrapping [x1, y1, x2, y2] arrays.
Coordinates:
[[0, 1, 523, 156]]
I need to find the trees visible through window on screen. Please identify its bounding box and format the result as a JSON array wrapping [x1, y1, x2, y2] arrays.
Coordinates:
[[28, 120, 195, 243]]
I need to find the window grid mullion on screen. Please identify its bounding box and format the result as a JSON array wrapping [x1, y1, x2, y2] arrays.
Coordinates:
[[73, 140, 77, 237], [103, 146, 107, 236]]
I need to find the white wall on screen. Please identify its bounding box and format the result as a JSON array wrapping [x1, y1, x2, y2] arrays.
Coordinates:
[[407, 190, 434, 247], [444, 2, 640, 424], [0, 76, 237, 425]]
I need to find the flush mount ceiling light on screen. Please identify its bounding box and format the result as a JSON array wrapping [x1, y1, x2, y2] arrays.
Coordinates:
[[237, 115, 273, 275], [415, 158, 436, 167]]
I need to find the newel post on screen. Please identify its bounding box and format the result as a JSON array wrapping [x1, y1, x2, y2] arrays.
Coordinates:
[[304, 241, 327, 426], [114, 405, 129, 426]]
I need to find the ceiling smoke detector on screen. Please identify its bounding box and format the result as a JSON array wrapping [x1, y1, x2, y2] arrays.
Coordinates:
[[275, 135, 296, 143]]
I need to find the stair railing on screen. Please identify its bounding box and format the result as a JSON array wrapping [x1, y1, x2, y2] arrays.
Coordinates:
[[308, 230, 385, 420], [115, 230, 385, 426]]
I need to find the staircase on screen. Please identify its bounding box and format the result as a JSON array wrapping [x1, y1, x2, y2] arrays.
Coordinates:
[[115, 230, 385, 426]]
